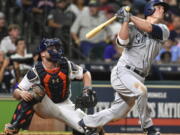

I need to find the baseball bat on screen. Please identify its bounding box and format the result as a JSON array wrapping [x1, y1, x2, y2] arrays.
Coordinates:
[[85, 6, 130, 39]]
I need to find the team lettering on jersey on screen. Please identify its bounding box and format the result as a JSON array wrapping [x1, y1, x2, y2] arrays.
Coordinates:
[[133, 33, 146, 45]]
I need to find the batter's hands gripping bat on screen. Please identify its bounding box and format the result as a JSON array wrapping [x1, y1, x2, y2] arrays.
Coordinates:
[[85, 6, 130, 39]]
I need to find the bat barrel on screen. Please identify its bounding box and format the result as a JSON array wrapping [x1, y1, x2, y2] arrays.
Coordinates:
[[85, 6, 130, 39], [85, 16, 117, 39]]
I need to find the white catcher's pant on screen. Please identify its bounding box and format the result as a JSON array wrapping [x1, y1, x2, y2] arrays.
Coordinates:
[[33, 95, 85, 133], [83, 65, 153, 129]]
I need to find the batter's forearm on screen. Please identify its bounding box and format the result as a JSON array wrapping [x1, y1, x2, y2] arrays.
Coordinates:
[[118, 22, 129, 40], [130, 16, 152, 33], [82, 71, 92, 87]]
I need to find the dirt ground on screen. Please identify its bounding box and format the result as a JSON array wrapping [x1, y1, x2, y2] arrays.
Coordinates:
[[1, 115, 176, 135], [0, 133, 179, 135]]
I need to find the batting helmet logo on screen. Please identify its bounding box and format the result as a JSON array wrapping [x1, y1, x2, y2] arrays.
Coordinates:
[[144, 0, 169, 17]]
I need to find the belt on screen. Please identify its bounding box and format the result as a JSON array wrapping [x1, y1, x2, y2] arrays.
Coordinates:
[[125, 65, 146, 78]]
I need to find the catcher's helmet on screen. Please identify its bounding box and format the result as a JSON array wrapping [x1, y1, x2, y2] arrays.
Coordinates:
[[144, 0, 169, 17], [39, 38, 62, 52], [39, 38, 63, 61]]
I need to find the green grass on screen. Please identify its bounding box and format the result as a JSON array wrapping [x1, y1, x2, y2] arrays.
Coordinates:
[[0, 131, 71, 134], [0, 100, 18, 132], [20, 131, 71, 134]]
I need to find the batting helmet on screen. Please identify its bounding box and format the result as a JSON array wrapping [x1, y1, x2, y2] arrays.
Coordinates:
[[144, 0, 169, 17], [39, 38, 63, 61]]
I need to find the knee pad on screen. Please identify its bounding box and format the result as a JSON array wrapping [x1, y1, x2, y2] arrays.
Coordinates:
[[10, 100, 35, 130]]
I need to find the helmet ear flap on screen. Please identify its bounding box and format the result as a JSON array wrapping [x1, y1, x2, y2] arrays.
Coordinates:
[[39, 38, 47, 52]]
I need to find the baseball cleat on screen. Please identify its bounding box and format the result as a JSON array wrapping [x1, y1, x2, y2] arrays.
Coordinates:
[[78, 119, 98, 135], [4, 123, 19, 135], [145, 126, 160, 135], [147, 131, 160, 135]]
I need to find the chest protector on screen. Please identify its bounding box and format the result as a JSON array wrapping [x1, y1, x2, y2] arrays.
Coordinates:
[[35, 60, 69, 103]]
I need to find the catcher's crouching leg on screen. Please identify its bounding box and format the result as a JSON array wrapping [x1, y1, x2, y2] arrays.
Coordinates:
[[4, 84, 45, 135], [4, 100, 35, 135]]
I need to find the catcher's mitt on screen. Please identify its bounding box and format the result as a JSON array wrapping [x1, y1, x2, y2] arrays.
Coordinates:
[[28, 84, 45, 102], [75, 87, 97, 109]]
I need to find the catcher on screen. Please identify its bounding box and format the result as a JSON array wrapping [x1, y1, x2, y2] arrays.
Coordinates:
[[4, 38, 100, 135]]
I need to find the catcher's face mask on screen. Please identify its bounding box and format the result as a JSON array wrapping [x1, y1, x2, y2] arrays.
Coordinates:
[[47, 45, 63, 62], [40, 38, 63, 62]]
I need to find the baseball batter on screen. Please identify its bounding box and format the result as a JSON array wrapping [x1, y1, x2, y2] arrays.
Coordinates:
[[4, 38, 100, 135], [78, 1, 170, 135]]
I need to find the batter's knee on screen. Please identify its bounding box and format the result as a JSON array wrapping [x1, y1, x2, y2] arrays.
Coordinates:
[[133, 82, 148, 97]]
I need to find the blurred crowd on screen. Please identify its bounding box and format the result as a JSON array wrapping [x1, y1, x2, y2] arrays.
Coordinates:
[[0, 0, 179, 93]]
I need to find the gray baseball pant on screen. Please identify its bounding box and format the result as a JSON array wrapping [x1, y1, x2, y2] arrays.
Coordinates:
[[83, 65, 153, 129]]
